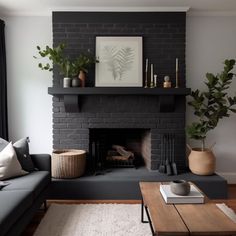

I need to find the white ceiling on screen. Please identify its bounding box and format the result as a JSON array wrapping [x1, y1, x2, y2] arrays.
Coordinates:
[[1, 0, 236, 16]]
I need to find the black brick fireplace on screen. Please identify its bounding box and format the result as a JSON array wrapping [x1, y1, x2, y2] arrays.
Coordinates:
[[48, 11, 228, 200], [51, 11, 188, 172], [52, 92, 188, 171]]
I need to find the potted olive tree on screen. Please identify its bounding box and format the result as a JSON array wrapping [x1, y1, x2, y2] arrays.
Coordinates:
[[187, 59, 236, 175], [34, 44, 96, 87]]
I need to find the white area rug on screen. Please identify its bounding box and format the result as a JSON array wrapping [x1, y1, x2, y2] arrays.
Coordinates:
[[33, 204, 151, 236]]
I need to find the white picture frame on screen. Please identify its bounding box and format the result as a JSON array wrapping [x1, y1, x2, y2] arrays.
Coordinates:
[[95, 36, 143, 87]]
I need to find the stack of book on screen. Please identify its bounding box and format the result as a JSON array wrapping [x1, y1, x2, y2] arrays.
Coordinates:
[[160, 184, 204, 204]]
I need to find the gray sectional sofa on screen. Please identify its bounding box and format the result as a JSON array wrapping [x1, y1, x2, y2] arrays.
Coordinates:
[[0, 154, 51, 236]]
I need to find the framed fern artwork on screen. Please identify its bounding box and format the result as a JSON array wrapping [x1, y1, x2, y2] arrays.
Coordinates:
[[95, 36, 143, 87]]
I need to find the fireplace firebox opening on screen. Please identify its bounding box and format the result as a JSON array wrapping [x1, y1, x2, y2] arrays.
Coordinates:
[[88, 128, 151, 173]]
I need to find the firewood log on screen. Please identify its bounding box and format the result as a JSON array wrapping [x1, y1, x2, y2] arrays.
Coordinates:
[[112, 145, 134, 158]]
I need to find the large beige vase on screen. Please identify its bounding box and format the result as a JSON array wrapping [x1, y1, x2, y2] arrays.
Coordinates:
[[188, 148, 216, 175]]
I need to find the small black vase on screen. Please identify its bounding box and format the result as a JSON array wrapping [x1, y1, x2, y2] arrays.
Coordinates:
[[71, 77, 80, 87]]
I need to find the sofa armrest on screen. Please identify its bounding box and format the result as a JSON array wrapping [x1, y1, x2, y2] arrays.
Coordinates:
[[31, 154, 51, 172]]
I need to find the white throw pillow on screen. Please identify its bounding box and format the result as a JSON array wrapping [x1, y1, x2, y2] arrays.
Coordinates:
[[0, 142, 28, 180]]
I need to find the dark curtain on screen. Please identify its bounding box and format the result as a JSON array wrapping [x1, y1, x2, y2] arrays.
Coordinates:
[[0, 19, 8, 140]]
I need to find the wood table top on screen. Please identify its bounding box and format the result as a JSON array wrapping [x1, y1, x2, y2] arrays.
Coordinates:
[[140, 182, 236, 236]]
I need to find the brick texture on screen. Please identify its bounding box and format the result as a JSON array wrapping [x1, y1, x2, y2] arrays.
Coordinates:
[[52, 12, 186, 88], [52, 12, 187, 171]]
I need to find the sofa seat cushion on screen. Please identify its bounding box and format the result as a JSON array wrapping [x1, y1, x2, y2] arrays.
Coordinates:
[[2, 171, 50, 198], [0, 190, 33, 236]]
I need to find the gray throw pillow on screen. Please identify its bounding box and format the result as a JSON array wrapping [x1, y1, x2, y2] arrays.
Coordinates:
[[13, 137, 35, 172], [0, 138, 9, 152]]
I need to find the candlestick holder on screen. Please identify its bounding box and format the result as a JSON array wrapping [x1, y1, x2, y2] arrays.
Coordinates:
[[175, 70, 179, 88], [144, 71, 148, 88], [150, 81, 155, 88], [150, 74, 155, 88], [154, 74, 157, 87]]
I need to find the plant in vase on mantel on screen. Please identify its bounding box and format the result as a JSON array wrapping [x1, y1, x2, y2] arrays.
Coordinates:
[[34, 43, 96, 87], [187, 59, 236, 175], [73, 53, 97, 87]]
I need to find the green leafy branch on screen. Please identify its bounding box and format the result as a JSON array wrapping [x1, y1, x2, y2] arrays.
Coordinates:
[[34, 43, 97, 78]]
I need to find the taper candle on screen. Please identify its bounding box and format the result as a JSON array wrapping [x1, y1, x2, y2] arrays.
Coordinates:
[[176, 58, 178, 72], [150, 64, 154, 88], [144, 58, 148, 88], [175, 58, 179, 88], [145, 58, 148, 72], [151, 64, 153, 81]]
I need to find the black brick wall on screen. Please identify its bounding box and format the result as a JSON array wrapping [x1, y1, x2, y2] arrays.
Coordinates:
[[53, 12, 186, 87], [52, 12, 187, 171]]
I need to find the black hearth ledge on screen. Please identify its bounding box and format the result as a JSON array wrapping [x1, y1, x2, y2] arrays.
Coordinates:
[[49, 168, 227, 200]]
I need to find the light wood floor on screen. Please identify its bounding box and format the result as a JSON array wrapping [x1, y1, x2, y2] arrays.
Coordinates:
[[21, 185, 236, 236]]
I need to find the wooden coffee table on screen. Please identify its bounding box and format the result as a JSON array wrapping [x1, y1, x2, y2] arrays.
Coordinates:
[[140, 182, 236, 236]]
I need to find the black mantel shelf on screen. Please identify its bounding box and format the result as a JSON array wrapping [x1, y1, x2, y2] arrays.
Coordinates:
[[48, 87, 191, 112], [48, 87, 190, 96]]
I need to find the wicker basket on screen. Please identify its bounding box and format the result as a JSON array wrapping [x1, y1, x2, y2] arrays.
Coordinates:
[[52, 149, 86, 179]]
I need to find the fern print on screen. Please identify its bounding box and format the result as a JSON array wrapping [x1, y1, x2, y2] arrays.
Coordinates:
[[102, 46, 119, 80], [116, 47, 134, 80], [102, 46, 134, 81]]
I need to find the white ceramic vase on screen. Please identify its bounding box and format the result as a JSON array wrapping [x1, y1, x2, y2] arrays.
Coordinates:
[[63, 77, 72, 88]]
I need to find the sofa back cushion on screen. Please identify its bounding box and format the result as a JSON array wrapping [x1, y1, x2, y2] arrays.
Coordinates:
[[0, 137, 35, 172], [0, 142, 28, 180], [13, 137, 35, 172]]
